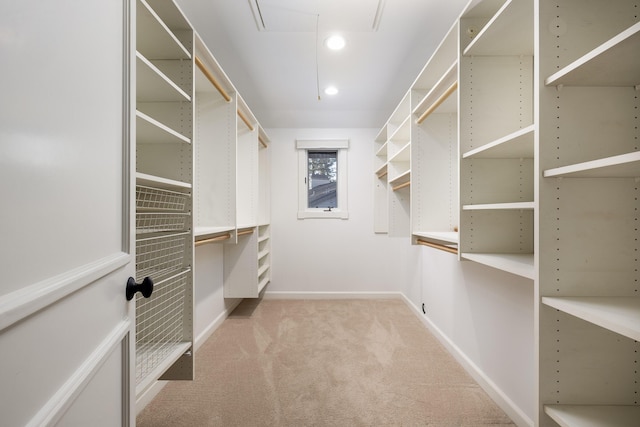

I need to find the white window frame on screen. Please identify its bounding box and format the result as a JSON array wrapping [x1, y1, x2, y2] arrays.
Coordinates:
[[297, 139, 349, 219]]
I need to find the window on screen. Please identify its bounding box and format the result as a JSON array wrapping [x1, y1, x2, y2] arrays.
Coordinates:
[[297, 139, 349, 219]]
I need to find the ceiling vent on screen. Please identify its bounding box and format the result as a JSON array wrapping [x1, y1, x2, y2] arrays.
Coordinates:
[[248, 0, 385, 32]]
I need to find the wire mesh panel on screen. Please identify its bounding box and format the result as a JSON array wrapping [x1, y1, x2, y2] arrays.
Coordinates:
[[136, 185, 189, 212], [135, 271, 188, 384], [136, 232, 189, 281], [136, 212, 190, 234]]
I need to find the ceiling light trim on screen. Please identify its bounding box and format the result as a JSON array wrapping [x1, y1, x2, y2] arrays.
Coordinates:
[[325, 35, 346, 50], [324, 86, 339, 96]]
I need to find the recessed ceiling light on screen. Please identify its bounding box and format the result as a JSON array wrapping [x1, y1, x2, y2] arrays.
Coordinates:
[[325, 35, 346, 50], [324, 86, 339, 95]]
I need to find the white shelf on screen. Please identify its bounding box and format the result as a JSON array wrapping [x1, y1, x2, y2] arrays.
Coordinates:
[[375, 163, 388, 178], [389, 169, 411, 186], [463, 0, 533, 56], [388, 142, 411, 163], [374, 126, 388, 143], [258, 276, 270, 294], [137, 0, 190, 60], [136, 52, 191, 102], [545, 22, 640, 87], [194, 226, 234, 237], [461, 253, 534, 280], [257, 263, 269, 277], [413, 231, 459, 245], [135, 341, 191, 396], [375, 142, 388, 157], [388, 91, 411, 128], [258, 234, 269, 243], [136, 172, 191, 190], [463, 202, 534, 210], [413, 62, 458, 118], [389, 116, 411, 143], [258, 249, 269, 260], [543, 151, 640, 178], [136, 110, 190, 145], [542, 296, 640, 342], [462, 125, 534, 159], [544, 404, 640, 427]]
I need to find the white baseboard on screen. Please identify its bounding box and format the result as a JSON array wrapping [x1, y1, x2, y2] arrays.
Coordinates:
[[400, 294, 534, 427], [194, 298, 242, 352], [263, 291, 404, 300], [135, 298, 243, 416]]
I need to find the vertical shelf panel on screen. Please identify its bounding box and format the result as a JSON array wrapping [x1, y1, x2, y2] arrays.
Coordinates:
[[193, 39, 236, 236], [537, 1, 640, 425], [134, 0, 194, 394]]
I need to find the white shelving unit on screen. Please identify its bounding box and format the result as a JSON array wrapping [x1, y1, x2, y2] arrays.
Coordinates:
[[410, 22, 460, 252], [374, 0, 638, 423], [458, 0, 534, 278], [193, 34, 236, 241], [191, 32, 271, 298], [236, 96, 260, 229], [373, 127, 389, 234], [538, 0, 640, 425], [221, 95, 272, 298], [384, 92, 412, 237], [257, 224, 271, 294], [134, 0, 194, 396]]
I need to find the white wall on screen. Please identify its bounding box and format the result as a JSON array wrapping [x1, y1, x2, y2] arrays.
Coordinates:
[[193, 243, 241, 347], [267, 127, 535, 425], [266, 128, 414, 295], [416, 247, 534, 425]]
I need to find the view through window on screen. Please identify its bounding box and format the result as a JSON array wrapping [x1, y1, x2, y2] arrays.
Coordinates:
[[307, 150, 337, 209]]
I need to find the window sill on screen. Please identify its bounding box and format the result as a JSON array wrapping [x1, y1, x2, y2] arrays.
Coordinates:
[[298, 210, 349, 219]]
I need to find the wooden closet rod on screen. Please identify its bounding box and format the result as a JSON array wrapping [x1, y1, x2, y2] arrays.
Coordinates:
[[416, 81, 458, 125], [259, 135, 268, 148], [416, 239, 458, 255], [194, 56, 231, 102], [237, 228, 254, 237], [376, 170, 388, 179], [237, 110, 254, 131], [392, 181, 410, 191], [195, 233, 232, 246]]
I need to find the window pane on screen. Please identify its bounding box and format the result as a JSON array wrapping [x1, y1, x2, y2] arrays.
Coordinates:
[[308, 151, 337, 208]]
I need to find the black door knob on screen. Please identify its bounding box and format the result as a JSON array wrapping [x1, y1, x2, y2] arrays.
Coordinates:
[[126, 277, 153, 301]]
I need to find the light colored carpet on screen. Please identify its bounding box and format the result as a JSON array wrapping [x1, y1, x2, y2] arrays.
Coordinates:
[[137, 299, 516, 426]]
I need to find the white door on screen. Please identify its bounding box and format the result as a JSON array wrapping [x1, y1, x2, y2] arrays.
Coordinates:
[[0, 1, 136, 425]]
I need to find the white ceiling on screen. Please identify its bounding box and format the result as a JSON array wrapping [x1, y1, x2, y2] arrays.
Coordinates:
[[175, 0, 471, 128]]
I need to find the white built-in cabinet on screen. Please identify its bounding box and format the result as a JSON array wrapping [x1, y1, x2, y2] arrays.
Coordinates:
[[375, 21, 460, 247], [375, 0, 640, 425], [134, 0, 271, 399], [411, 23, 460, 251], [459, 0, 535, 279], [134, 0, 195, 396], [191, 34, 272, 299], [537, 0, 640, 425]]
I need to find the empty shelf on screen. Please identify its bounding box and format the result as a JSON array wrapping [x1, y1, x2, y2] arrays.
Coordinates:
[[545, 22, 640, 87], [463, 125, 534, 159], [463, 0, 534, 56], [543, 151, 640, 178], [461, 253, 535, 280], [413, 231, 459, 245], [542, 296, 640, 341], [463, 202, 534, 210], [544, 404, 640, 427]]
